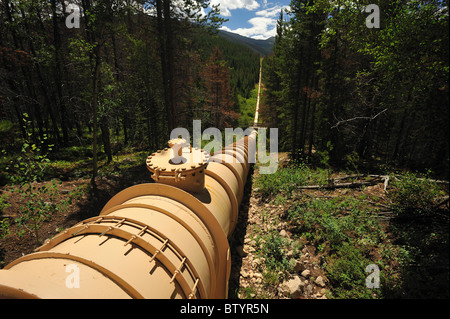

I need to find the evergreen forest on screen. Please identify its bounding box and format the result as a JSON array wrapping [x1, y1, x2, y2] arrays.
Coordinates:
[[0, 0, 260, 187], [262, 0, 448, 178]]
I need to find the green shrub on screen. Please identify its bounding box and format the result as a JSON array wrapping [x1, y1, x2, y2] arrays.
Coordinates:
[[0, 218, 11, 239], [259, 233, 295, 273], [325, 243, 377, 299], [255, 161, 329, 199], [387, 172, 443, 215]]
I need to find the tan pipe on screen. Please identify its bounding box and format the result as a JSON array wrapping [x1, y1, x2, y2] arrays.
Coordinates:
[[0, 130, 257, 299]]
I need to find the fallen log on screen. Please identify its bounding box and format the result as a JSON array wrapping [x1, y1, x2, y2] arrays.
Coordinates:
[[298, 178, 383, 190]]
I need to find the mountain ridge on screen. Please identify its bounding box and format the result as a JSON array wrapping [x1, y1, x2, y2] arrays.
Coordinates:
[[218, 30, 275, 56]]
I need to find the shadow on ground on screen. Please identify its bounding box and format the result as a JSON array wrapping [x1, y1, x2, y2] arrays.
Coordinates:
[[227, 165, 254, 299]]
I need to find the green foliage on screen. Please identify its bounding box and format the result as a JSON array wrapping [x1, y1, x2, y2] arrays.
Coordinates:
[[287, 196, 378, 249], [387, 171, 443, 215], [279, 169, 394, 298], [325, 243, 376, 299], [0, 219, 11, 239], [260, 233, 294, 272], [237, 87, 257, 128], [255, 159, 329, 199], [0, 193, 10, 213], [3, 114, 53, 187], [192, 31, 260, 99], [346, 151, 361, 176], [0, 120, 14, 133], [4, 180, 88, 243], [264, 0, 449, 174], [0, 194, 11, 239]]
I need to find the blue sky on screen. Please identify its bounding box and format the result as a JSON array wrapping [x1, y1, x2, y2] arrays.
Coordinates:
[[210, 0, 291, 40]]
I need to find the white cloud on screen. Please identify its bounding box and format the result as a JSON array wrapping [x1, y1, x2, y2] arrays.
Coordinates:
[[210, 0, 260, 16], [222, 16, 277, 39], [214, 1, 291, 39], [255, 4, 287, 18]]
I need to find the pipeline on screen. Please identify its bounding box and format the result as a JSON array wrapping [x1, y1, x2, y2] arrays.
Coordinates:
[[0, 130, 257, 299]]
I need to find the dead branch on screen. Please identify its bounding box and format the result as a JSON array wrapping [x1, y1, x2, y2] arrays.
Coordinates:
[[298, 178, 382, 190], [331, 108, 388, 129]]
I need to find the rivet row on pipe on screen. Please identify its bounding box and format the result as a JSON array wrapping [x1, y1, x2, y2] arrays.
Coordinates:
[[0, 130, 258, 299]]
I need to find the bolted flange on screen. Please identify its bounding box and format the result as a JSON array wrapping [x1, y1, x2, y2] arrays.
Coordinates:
[[146, 140, 210, 193]]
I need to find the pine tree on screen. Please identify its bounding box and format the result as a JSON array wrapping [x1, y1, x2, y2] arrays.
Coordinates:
[[202, 47, 238, 129]]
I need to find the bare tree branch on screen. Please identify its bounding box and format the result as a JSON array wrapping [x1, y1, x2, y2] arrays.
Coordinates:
[[331, 108, 388, 129]]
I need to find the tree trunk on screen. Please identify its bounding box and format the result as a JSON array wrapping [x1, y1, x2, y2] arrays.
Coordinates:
[[101, 116, 112, 163], [91, 48, 101, 189], [157, 0, 177, 133], [51, 0, 69, 145]]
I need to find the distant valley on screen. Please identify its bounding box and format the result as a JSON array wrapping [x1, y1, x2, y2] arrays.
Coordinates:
[[218, 30, 275, 56]]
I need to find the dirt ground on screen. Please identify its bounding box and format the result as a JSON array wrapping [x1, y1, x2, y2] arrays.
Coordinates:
[[0, 163, 150, 268]]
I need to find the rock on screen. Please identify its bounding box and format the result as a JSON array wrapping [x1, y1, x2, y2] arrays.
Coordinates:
[[281, 275, 304, 298], [279, 229, 288, 237], [240, 269, 249, 278], [301, 269, 311, 278], [305, 284, 313, 294], [315, 276, 326, 287]]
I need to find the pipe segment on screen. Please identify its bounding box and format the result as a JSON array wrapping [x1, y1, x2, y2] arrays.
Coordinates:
[[0, 130, 258, 299]]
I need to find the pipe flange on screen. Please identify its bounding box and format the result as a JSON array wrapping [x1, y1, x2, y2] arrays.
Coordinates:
[[146, 145, 209, 193]]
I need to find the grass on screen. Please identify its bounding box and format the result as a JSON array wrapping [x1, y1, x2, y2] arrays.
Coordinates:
[[0, 180, 89, 242], [0, 134, 149, 243], [286, 196, 389, 298], [237, 86, 257, 128], [252, 157, 449, 299], [255, 160, 329, 200]]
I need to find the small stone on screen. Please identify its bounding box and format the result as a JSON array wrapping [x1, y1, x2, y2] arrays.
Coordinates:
[[281, 275, 304, 298], [305, 284, 313, 294], [279, 229, 288, 237], [301, 269, 311, 278], [315, 276, 326, 287]]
